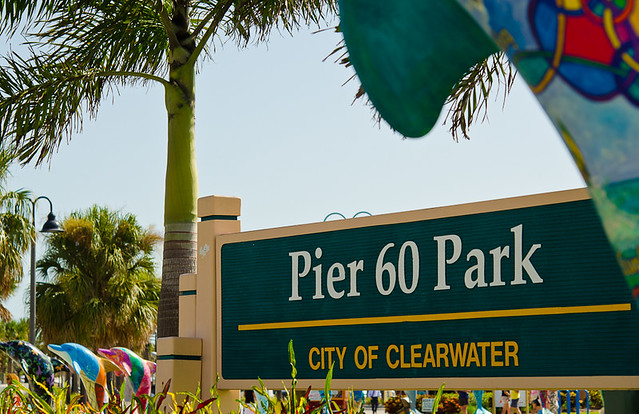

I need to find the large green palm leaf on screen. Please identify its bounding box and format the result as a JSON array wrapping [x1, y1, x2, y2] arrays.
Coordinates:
[[0, 0, 337, 164], [37, 1, 169, 75]]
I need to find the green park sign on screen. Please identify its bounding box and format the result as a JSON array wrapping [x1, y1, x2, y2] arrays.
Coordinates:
[[216, 189, 639, 389]]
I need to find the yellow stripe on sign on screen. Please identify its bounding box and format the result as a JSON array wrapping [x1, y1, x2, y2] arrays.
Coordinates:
[[237, 303, 631, 331]]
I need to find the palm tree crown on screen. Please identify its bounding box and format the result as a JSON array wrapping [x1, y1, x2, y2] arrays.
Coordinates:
[[0, 0, 338, 165], [35, 206, 161, 352], [0, 151, 34, 321]]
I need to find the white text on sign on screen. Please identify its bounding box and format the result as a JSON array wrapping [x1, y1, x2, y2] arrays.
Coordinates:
[[289, 224, 542, 301]]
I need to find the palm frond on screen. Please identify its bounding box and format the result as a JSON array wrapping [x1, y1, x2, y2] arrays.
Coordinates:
[[0, 0, 68, 35], [0, 0, 338, 166], [0, 51, 115, 165], [0, 191, 33, 306], [0, 189, 33, 216], [0, 304, 11, 322], [334, 24, 516, 141], [193, 0, 337, 46], [32, 0, 169, 76], [35, 281, 75, 344], [444, 51, 516, 141], [0, 154, 33, 314], [0, 1, 171, 165], [0, 151, 17, 190]]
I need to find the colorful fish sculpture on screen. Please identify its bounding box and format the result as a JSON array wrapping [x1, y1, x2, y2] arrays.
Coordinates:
[[48, 343, 113, 410], [98, 347, 156, 410], [0, 340, 68, 401]]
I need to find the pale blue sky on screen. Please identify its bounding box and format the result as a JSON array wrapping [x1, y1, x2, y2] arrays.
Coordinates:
[[5, 24, 584, 319]]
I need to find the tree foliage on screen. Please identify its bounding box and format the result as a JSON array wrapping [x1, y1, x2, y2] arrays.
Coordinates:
[[35, 205, 161, 352], [0, 317, 28, 341], [0, 151, 33, 321], [444, 51, 516, 141], [329, 27, 517, 140], [0, 0, 338, 166]]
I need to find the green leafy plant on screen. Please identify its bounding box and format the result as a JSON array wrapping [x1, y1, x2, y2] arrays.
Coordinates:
[[383, 396, 404, 414], [481, 391, 493, 409], [559, 390, 603, 411], [0, 376, 216, 414], [345, 389, 365, 414], [436, 393, 460, 414], [0, 381, 84, 414], [0, 343, 450, 414], [243, 340, 335, 414], [589, 390, 603, 409], [431, 384, 445, 413]]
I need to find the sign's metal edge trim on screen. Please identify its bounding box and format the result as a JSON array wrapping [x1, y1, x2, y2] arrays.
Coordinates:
[[216, 188, 590, 245]]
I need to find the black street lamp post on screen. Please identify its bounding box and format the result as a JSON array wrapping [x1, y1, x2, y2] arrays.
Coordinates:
[[29, 196, 63, 344]]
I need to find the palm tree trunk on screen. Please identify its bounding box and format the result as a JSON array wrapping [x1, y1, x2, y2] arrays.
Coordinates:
[[158, 225, 196, 337], [157, 61, 198, 338]]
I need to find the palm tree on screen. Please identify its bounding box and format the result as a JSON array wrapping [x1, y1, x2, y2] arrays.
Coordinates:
[[0, 0, 338, 337], [0, 151, 34, 321], [0, 318, 28, 341], [35, 205, 161, 352], [0, 318, 28, 381]]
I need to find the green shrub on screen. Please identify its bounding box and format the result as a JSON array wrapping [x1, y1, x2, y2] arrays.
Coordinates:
[[588, 390, 603, 409], [244, 340, 333, 414], [0, 379, 187, 414], [384, 396, 405, 414], [437, 393, 460, 414], [481, 391, 493, 408], [560, 390, 599, 411]]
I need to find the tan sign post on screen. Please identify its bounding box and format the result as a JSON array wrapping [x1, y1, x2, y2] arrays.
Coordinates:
[[156, 195, 241, 410]]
